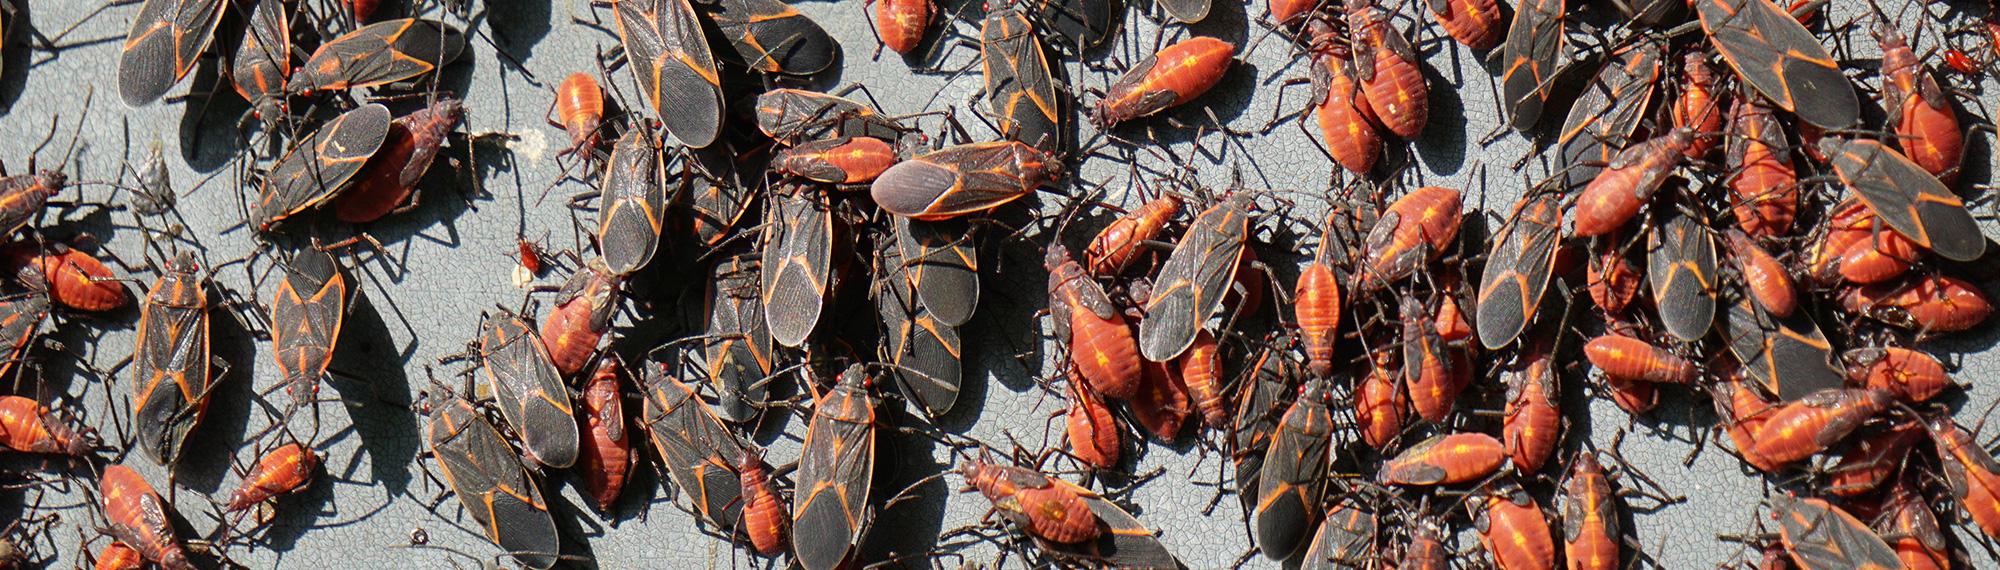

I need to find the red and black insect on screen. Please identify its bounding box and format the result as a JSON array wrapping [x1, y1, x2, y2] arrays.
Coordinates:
[[959, 458, 1180, 568], [539, 258, 623, 377], [1875, 482, 1952, 570], [1086, 194, 1182, 277], [473, 311, 578, 469], [615, 0, 724, 147], [1402, 296, 1466, 423], [1571, 129, 1692, 237], [705, 255, 774, 422], [1476, 191, 1560, 350], [1822, 423, 1920, 497], [1695, 0, 1858, 128], [1928, 416, 2000, 540], [1749, 388, 1892, 465], [100, 465, 194, 570], [1555, 37, 1665, 189], [3, 240, 128, 312], [1586, 333, 1694, 384], [1065, 371, 1121, 468], [1724, 230, 1796, 317], [761, 188, 835, 348], [231, 0, 292, 122], [335, 98, 466, 223], [0, 288, 49, 382], [1253, 378, 1333, 560], [1819, 137, 1984, 262], [872, 0, 931, 55], [1047, 244, 1139, 400], [1647, 209, 1718, 341], [551, 72, 606, 159], [1875, 20, 1963, 185], [711, 0, 838, 77], [1347, 1, 1428, 139], [638, 361, 748, 531], [754, 89, 904, 144], [1425, 0, 1502, 49], [1356, 186, 1460, 290], [576, 357, 634, 514], [117, 0, 228, 106], [595, 126, 669, 276], [980, 6, 1064, 151], [1355, 349, 1405, 448], [1725, 95, 1798, 238], [1839, 274, 1993, 333], [894, 216, 980, 327], [1771, 495, 1901, 568], [1672, 51, 1725, 160], [1130, 358, 1190, 441], [1233, 345, 1297, 516], [225, 442, 322, 512], [1379, 432, 1506, 486], [0, 394, 93, 455], [871, 141, 1060, 220], [1503, 349, 1560, 474], [1471, 481, 1554, 570], [1561, 453, 1620, 570], [269, 247, 350, 404], [1094, 36, 1235, 126], [251, 104, 393, 231], [1305, 25, 1382, 176], [735, 446, 789, 556], [1157, 0, 1210, 24], [1717, 286, 1844, 401], [421, 389, 560, 570], [1842, 347, 1949, 403], [290, 19, 465, 96], [131, 252, 216, 467], [877, 240, 965, 418], [775, 136, 901, 185], [1300, 499, 1378, 567], [791, 365, 879, 570], [1138, 195, 1250, 362], [1498, 0, 1565, 130]]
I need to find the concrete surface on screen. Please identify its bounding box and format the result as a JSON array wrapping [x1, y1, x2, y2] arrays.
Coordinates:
[[0, 0, 1996, 568]]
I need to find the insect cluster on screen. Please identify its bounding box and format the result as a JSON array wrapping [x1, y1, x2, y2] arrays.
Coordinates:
[[0, 0, 1996, 567]]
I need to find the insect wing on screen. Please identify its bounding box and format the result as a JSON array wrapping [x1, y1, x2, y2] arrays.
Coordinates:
[[597, 128, 669, 276], [1155, 0, 1210, 24], [615, 0, 724, 147], [876, 247, 963, 418], [712, 0, 839, 76], [792, 371, 877, 570], [1028, 0, 1119, 51], [478, 314, 579, 469], [1476, 193, 1561, 350], [292, 19, 463, 94], [1254, 381, 1333, 559], [1718, 284, 1843, 401], [1826, 138, 1984, 262], [1138, 197, 1248, 362], [1646, 210, 1717, 341], [980, 9, 1065, 152], [760, 190, 833, 347], [132, 261, 209, 465], [231, 0, 292, 108], [1555, 38, 1664, 189], [753, 89, 901, 143], [426, 398, 560, 570], [118, 0, 226, 106], [1695, 0, 1857, 129], [705, 255, 773, 423], [253, 104, 392, 229], [1039, 479, 1180, 569], [640, 367, 746, 529], [1500, 0, 1564, 130], [270, 249, 348, 397], [1772, 495, 1901, 569], [896, 217, 979, 326]]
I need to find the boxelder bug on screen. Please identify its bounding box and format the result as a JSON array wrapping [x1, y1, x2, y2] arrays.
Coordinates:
[[421, 390, 560, 570], [1356, 186, 1460, 290], [761, 188, 835, 348], [131, 252, 218, 467], [959, 458, 1179, 568], [225, 441, 321, 512], [1355, 350, 1406, 448], [1838, 274, 1993, 333], [791, 364, 878, 570], [871, 141, 1060, 220], [1065, 374, 1122, 468], [1556, 37, 1665, 190], [3, 240, 128, 312], [0, 288, 49, 381], [1724, 95, 1797, 238], [1819, 137, 1984, 262], [1426, 0, 1502, 49], [1770, 494, 1901, 569], [290, 19, 465, 95], [711, 0, 839, 77], [1378, 432, 1506, 486], [1156, 0, 1210, 24], [269, 248, 350, 404], [735, 446, 789, 556], [1723, 230, 1796, 317], [251, 104, 393, 232], [1499, 0, 1565, 131], [706, 254, 773, 422], [1503, 349, 1560, 474], [0, 394, 93, 455], [1299, 499, 1378, 568], [1471, 481, 1554, 570], [775, 136, 901, 185], [872, 0, 931, 56], [1253, 378, 1333, 560], [1875, 482, 1952, 570], [1842, 347, 1948, 403], [1086, 194, 1182, 277], [576, 357, 633, 513], [1047, 244, 1139, 400], [1585, 333, 1694, 384], [551, 73, 606, 159], [1401, 296, 1465, 423], [1927, 417, 2000, 540], [1646, 208, 1718, 341], [1876, 21, 1963, 185], [1476, 191, 1560, 350], [895, 216, 979, 327], [1717, 285, 1843, 401], [979, 5, 1063, 151], [876, 241, 964, 418], [1695, 0, 1858, 128], [1570, 129, 1692, 237], [1748, 388, 1892, 465], [116, 0, 228, 106], [1561, 453, 1620, 570], [473, 311, 579, 469], [335, 97, 467, 223], [100, 465, 194, 570], [614, 0, 724, 147], [596, 126, 671, 276], [1347, 2, 1427, 138], [1093, 36, 1236, 127], [1138, 195, 1250, 362], [638, 361, 747, 531], [231, 0, 292, 122], [1672, 51, 1725, 160], [538, 258, 623, 377]]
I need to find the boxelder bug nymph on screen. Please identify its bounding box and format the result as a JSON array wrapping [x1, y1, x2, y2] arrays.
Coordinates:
[[474, 311, 579, 469], [1555, 37, 1665, 190], [100, 465, 194, 570], [1253, 378, 1333, 560], [792, 365, 878, 570], [1472, 481, 1553, 570], [871, 141, 1061, 220], [1673, 51, 1725, 159], [335, 98, 467, 223], [615, 0, 725, 147], [576, 357, 634, 513], [1401, 296, 1466, 423], [761, 188, 835, 348], [269, 248, 349, 405], [1561, 453, 1620, 570], [1748, 387, 1892, 465], [877, 242, 964, 418], [1570, 129, 1691, 237], [1499, 0, 1564, 131], [1724, 230, 1796, 317], [1356, 186, 1461, 290], [3, 240, 129, 312], [290, 19, 465, 95], [1356, 350, 1406, 448], [1380, 432, 1506, 486], [421, 390, 560, 570], [1138, 194, 1250, 362], [1819, 137, 1985, 262], [873, 0, 931, 56], [1048, 243, 1139, 399], [1585, 333, 1695, 384], [551, 73, 606, 159], [1725, 95, 1797, 238], [116, 0, 228, 106], [1503, 348, 1560, 474], [1476, 191, 1560, 350], [959, 458, 1180, 568], [775, 137, 901, 185], [1770, 494, 1901, 568], [1875, 482, 1952, 569], [1646, 208, 1718, 342], [711, 0, 839, 77], [596, 126, 671, 276], [539, 258, 623, 377], [1303, 22, 1383, 176], [1176, 330, 1226, 429], [706, 254, 773, 423], [1839, 274, 1993, 333], [1426, 0, 1502, 49], [639, 362, 747, 531], [225, 441, 322, 512], [1094, 36, 1235, 127], [1717, 284, 1843, 401], [1065, 374, 1121, 468], [231, 0, 292, 122], [1928, 417, 2000, 540], [1347, 1, 1427, 138], [981, 6, 1065, 152], [132, 252, 218, 467], [252, 104, 393, 232], [0, 395, 93, 455], [895, 216, 979, 327], [1695, 0, 1858, 129], [1842, 347, 1949, 403], [1087, 194, 1182, 277], [1877, 20, 1963, 185], [735, 446, 789, 556], [1294, 243, 1341, 378]]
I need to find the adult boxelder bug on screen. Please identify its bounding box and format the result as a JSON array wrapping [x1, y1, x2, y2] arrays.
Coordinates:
[[1086, 194, 1182, 277], [1771, 495, 1901, 568], [1724, 95, 1797, 238], [1562, 453, 1620, 570], [1717, 286, 1843, 401], [981, 7, 1065, 152], [1138, 195, 1249, 362], [1695, 0, 1858, 129], [1647, 209, 1718, 341], [1876, 21, 1963, 185], [1838, 274, 1993, 333], [422, 390, 560, 570], [100, 465, 194, 570], [474, 312, 579, 469], [871, 141, 1060, 220], [252, 104, 393, 231], [0, 289, 49, 381], [1254, 378, 1333, 560], [1476, 192, 1560, 350], [1928, 417, 2000, 540], [1379, 432, 1506, 486], [0, 395, 92, 455], [1499, 0, 1564, 131], [895, 217, 979, 327], [3, 240, 128, 312], [1426, 0, 1502, 49], [791, 365, 878, 570], [1586, 334, 1695, 384], [1724, 230, 1796, 317], [1503, 349, 1560, 474], [960, 458, 1180, 568], [873, 0, 931, 55], [1749, 388, 1892, 465], [231, 0, 292, 122], [335, 98, 466, 223], [1048, 244, 1139, 400], [539, 258, 624, 377], [754, 89, 904, 144], [1556, 37, 1665, 189], [225, 442, 321, 512], [1232, 345, 1296, 515], [876, 243, 963, 418], [1716, 372, 1782, 472], [1299, 499, 1378, 568], [614, 0, 724, 147], [638, 362, 746, 530], [1672, 51, 1725, 160], [1842, 347, 1948, 403], [132, 252, 216, 467], [1027, 0, 1119, 51], [290, 19, 464, 95], [596, 127, 671, 276], [1356, 186, 1460, 290], [1472, 482, 1554, 570], [269, 248, 349, 403], [551, 73, 606, 159], [706, 255, 773, 422], [735, 446, 789, 556], [1820, 137, 1984, 262], [1570, 129, 1692, 237], [1347, 3, 1427, 138], [117, 0, 228, 106], [1094, 36, 1235, 127], [762, 189, 835, 348], [576, 357, 633, 513], [711, 0, 838, 77]]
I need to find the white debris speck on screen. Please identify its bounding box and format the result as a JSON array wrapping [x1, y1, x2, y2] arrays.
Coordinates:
[[510, 129, 549, 168]]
